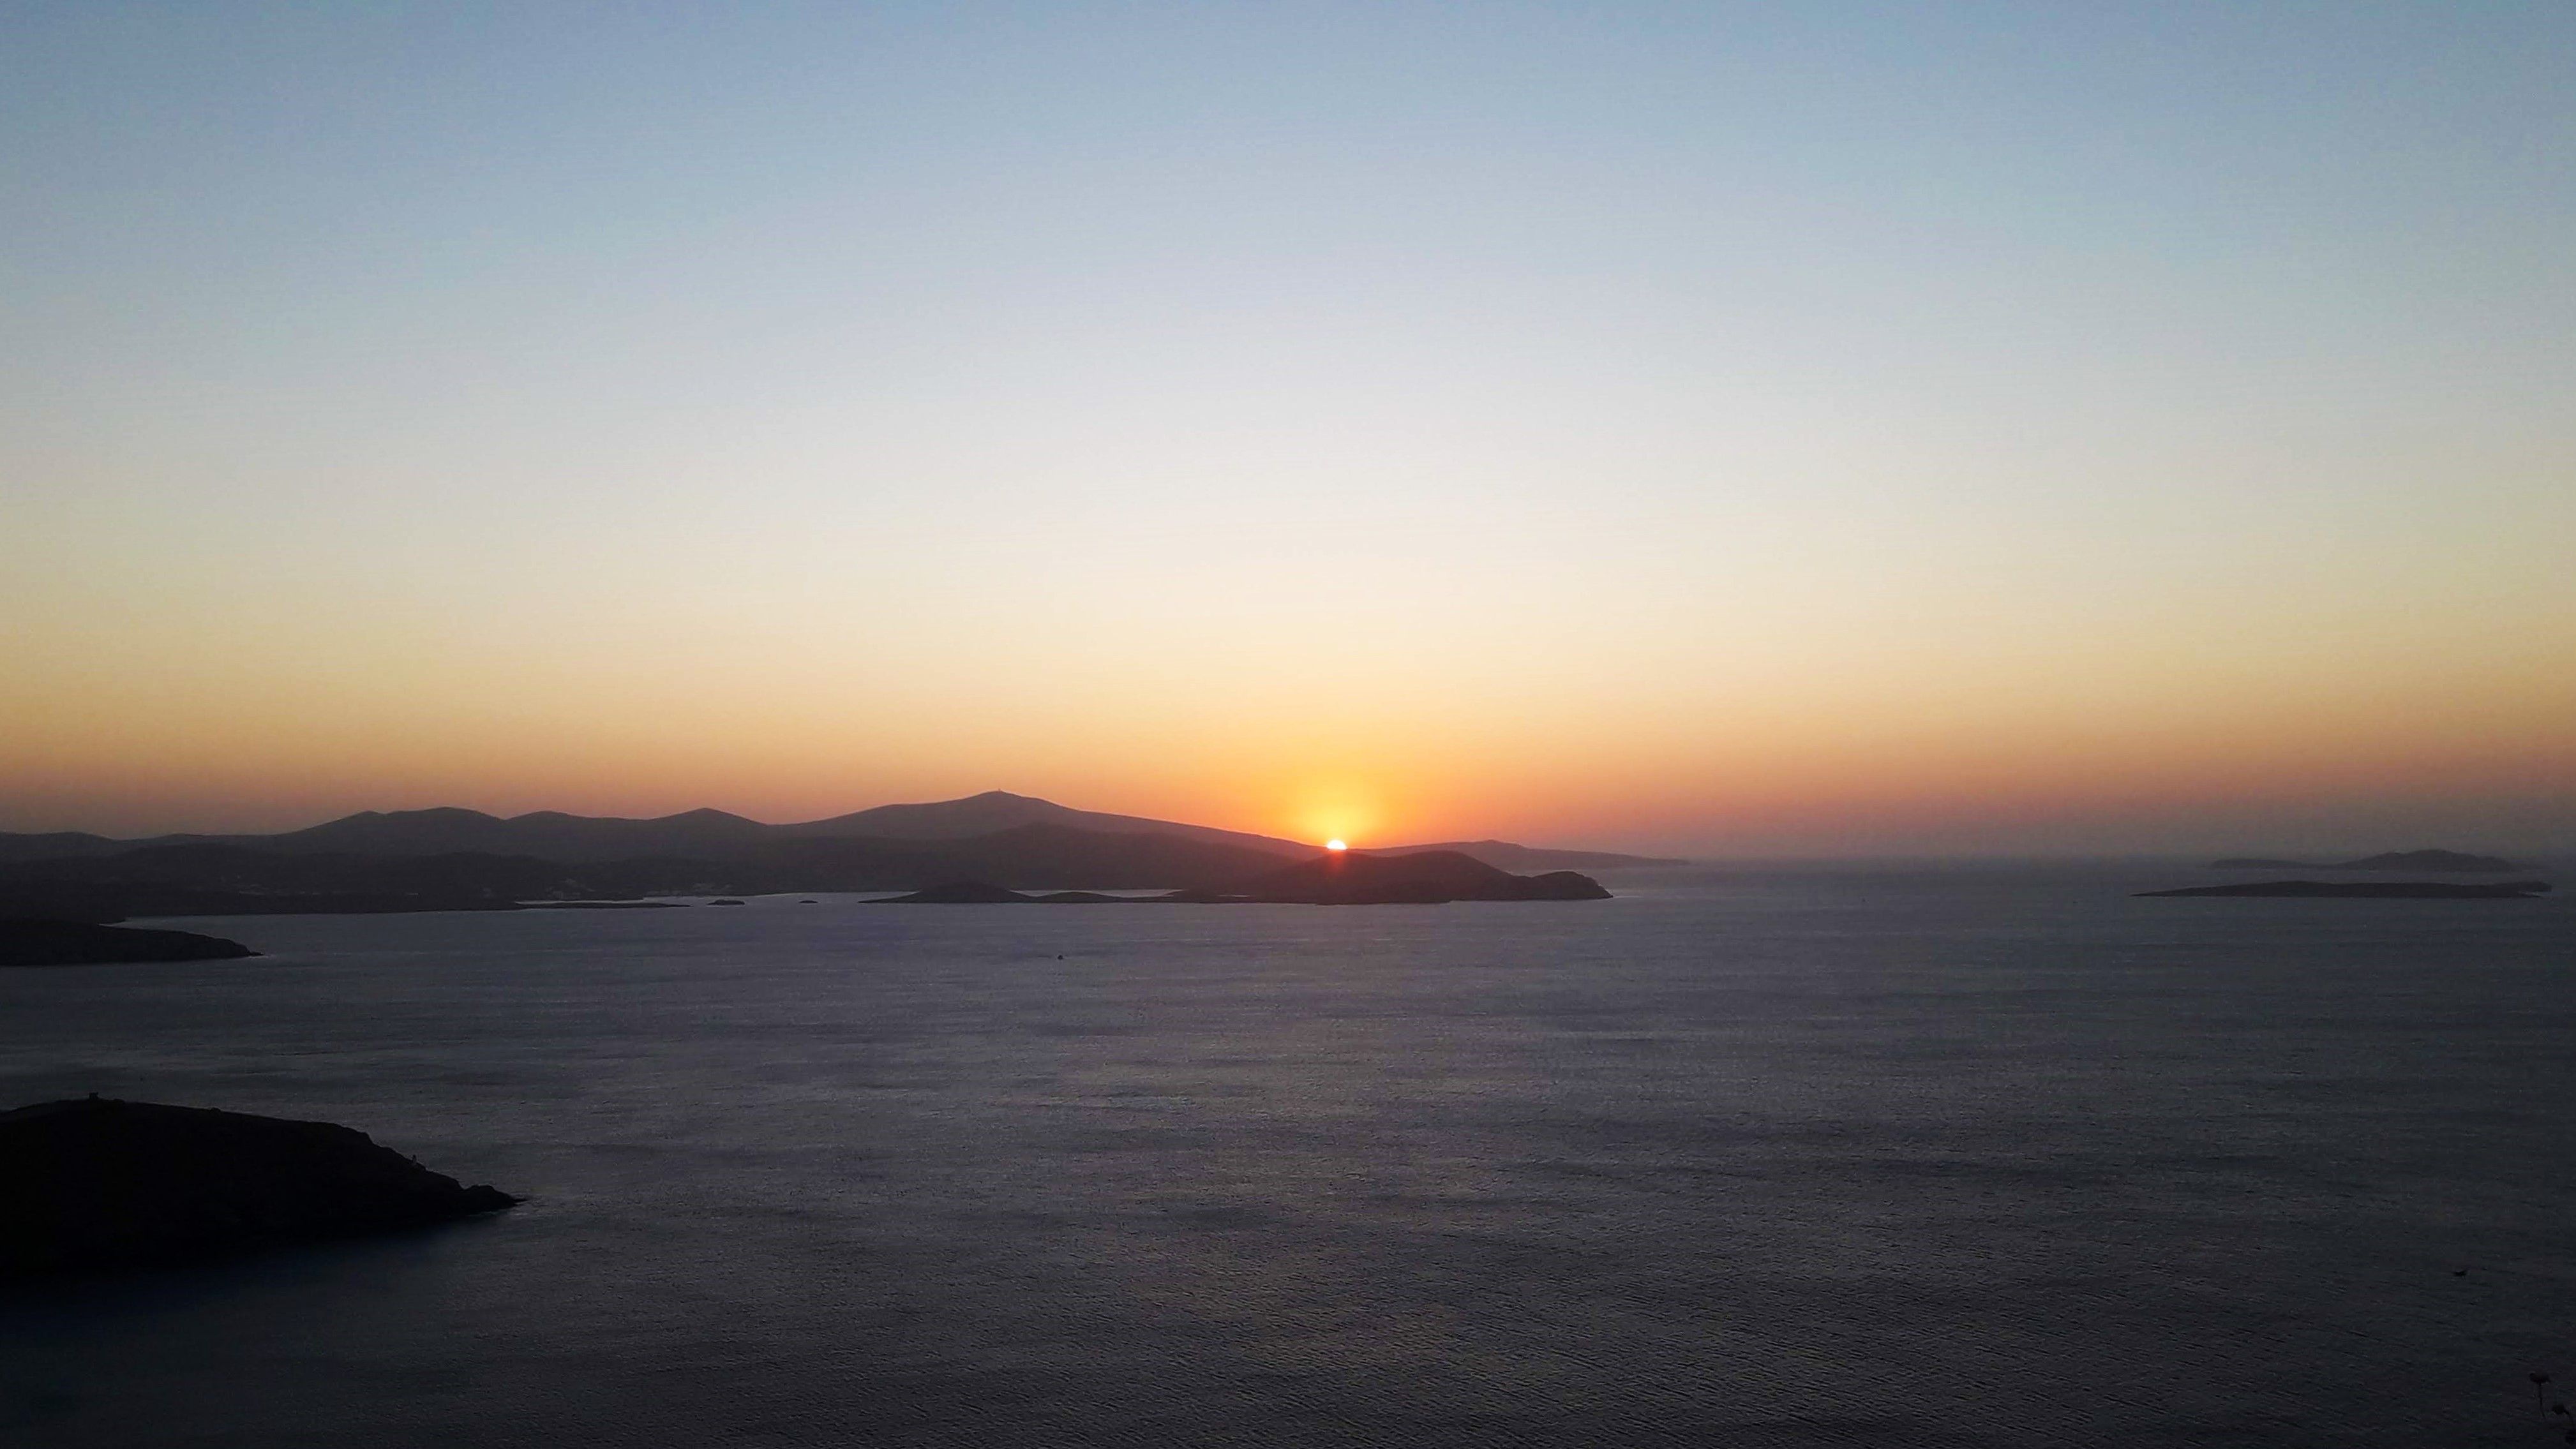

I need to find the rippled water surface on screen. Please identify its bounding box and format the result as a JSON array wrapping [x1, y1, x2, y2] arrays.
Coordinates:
[[3, 865, 2572, 1446]]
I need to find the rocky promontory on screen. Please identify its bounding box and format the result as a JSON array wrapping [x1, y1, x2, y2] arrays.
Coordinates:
[[1, 919, 257, 967], [0, 1098, 518, 1281]]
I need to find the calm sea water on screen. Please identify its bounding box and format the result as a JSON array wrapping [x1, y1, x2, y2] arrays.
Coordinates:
[[3, 865, 2570, 1447]]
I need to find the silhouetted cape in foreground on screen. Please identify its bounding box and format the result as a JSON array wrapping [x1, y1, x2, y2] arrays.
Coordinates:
[[884, 850, 1612, 905], [0, 1098, 517, 1282], [2210, 849, 2522, 873], [2140, 879, 2552, 899], [0, 919, 257, 967]]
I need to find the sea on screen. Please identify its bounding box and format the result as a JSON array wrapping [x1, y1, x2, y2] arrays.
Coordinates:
[[3, 863, 2570, 1448]]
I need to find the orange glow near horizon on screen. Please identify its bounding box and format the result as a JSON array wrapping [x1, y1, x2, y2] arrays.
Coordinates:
[[3, 6, 2574, 859], [4, 658, 2571, 853], [3, 331, 2573, 856]]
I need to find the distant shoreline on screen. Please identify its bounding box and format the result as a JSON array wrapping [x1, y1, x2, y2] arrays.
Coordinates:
[[0, 793, 1665, 923], [2139, 879, 2550, 900]]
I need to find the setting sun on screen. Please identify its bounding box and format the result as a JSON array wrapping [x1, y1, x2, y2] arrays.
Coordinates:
[[1, 8, 2569, 1445]]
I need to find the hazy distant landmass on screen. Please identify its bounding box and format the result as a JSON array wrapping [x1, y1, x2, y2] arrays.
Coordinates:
[[0, 824, 1292, 920], [2141, 879, 2551, 899], [883, 850, 1611, 905], [0, 792, 1678, 869], [0, 794, 1647, 919], [0, 792, 1678, 870], [2209, 849, 2522, 873]]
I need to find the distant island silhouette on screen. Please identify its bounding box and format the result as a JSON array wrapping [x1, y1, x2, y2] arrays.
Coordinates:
[[885, 881, 1041, 905], [2141, 879, 2551, 899], [882, 850, 1611, 905], [0, 792, 1659, 920], [1358, 839, 1680, 872], [1179, 849, 1612, 903], [2210, 849, 2522, 873], [0, 792, 1682, 871], [0, 1098, 516, 1281]]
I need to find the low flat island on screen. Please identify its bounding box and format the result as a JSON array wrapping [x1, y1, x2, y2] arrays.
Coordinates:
[[2139, 879, 2551, 899], [880, 849, 1612, 905]]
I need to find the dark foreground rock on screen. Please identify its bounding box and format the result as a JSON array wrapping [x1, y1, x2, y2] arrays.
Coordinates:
[[2140, 879, 2551, 899], [0, 919, 258, 967], [0, 1098, 518, 1282]]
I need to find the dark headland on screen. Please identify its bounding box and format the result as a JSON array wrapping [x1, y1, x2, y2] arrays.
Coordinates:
[[1, 919, 257, 967], [881, 849, 1612, 905], [0, 1098, 518, 1282], [2140, 879, 2552, 899]]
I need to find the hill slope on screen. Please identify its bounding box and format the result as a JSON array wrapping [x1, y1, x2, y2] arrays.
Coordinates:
[[779, 791, 1313, 857]]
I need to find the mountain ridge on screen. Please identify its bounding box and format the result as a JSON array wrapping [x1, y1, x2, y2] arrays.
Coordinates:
[[0, 792, 1681, 872]]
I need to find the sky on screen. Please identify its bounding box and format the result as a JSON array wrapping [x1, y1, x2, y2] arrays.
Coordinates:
[[3, 2, 2571, 855]]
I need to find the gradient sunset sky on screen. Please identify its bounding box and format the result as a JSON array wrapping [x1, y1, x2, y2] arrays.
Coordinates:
[[4, 3, 2570, 854]]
